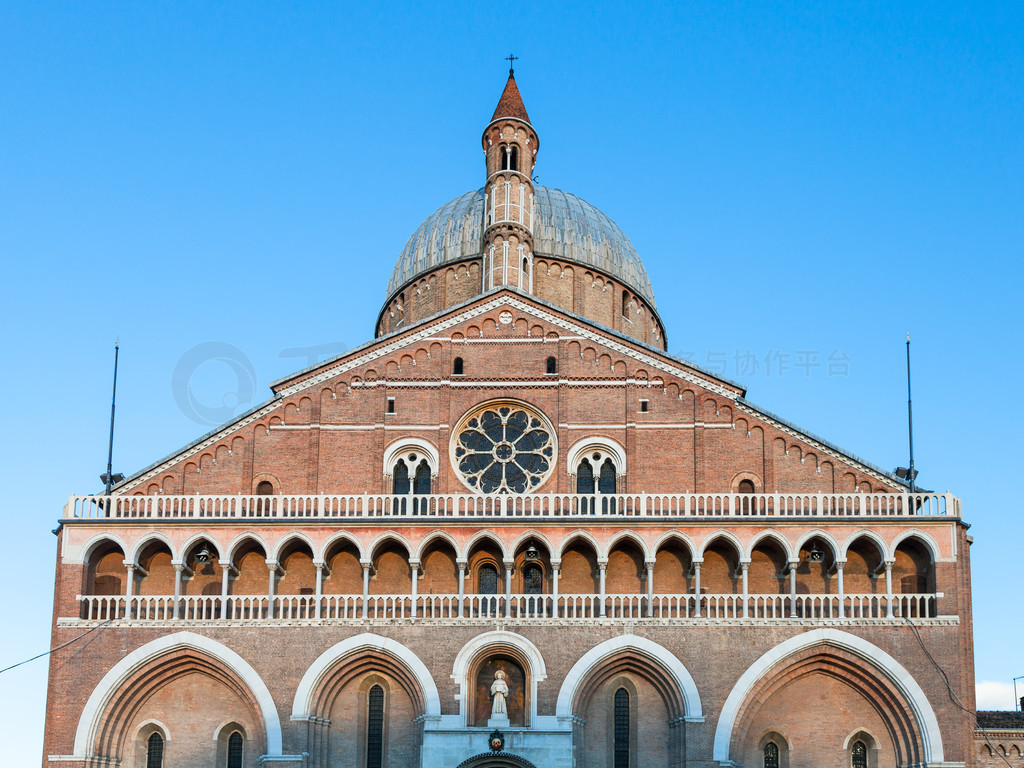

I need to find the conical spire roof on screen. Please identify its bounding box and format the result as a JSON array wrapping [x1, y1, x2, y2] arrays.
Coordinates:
[[490, 70, 531, 124]]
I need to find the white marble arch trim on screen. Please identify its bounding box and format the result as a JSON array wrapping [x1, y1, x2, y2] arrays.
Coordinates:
[[711, 628, 944, 763], [555, 634, 703, 721], [383, 436, 441, 478], [291, 633, 441, 719], [565, 436, 627, 475], [73, 631, 282, 758], [450, 631, 548, 726]]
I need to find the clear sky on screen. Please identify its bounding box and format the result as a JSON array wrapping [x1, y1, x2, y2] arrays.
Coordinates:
[[2, 1, 1022, 762]]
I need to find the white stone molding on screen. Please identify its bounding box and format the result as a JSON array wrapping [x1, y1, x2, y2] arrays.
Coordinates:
[[366, 530, 415, 561], [269, 531, 317, 563], [555, 634, 703, 720], [73, 631, 282, 758], [225, 532, 272, 564], [318, 530, 366, 562], [743, 530, 795, 562], [212, 719, 247, 742], [383, 437, 441, 478], [840, 529, 891, 561], [179, 532, 224, 562], [127, 531, 177, 565], [565, 436, 627, 477], [651, 531, 698, 562], [890, 528, 941, 563], [450, 630, 548, 727], [291, 633, 441, 719], [603, 529, 651, 561], [135, 718, 171, 739], [711, 628, 944, 763], [75, 532, 130, 566], [556, 529, 602, 560], [509, 529, 557, 561], [464, 529, 512, 561], [697, 529, 745, 560], [413, 530, 463, 561], [792, 529, 842, 563]]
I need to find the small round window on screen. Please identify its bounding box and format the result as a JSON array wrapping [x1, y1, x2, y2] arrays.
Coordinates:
[[452, 402, 556, 493]]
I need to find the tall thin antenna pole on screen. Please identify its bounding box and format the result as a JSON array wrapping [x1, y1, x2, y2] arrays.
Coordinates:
[[906, 332, 916, 494], [104, 339, 120, 496]]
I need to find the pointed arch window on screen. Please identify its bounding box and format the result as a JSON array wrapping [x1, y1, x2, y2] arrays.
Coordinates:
[[392, 459, 410, 495], [227, 731, 243, 768], [763, 741, 779, 768], [613, 688, 629, 768], [599, 458, 617, 513], [146, 732, 163, 768], [576, 459, 595, 494], [852, 740, 867, 768], [367, 684, 385, 768]]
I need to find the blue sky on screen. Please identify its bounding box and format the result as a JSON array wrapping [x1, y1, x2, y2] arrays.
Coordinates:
[[2, 1, 1022, 761]]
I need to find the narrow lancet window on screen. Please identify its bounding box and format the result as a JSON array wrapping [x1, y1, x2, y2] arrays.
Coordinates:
[[614, 688, 629, 768], [367, 684, 385, 768], [227, 731, 243, 768], [146, 733, 163, 768]]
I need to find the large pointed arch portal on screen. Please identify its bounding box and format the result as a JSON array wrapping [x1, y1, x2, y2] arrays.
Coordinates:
[[712, 628, 944, 764]]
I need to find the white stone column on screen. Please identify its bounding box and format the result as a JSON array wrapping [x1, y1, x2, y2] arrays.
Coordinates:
[[885, 560, 894, 618], [741, 562, 750, 619], [313, 559, 326, 620], [551, 561, 561, 618], [409, 559, 420, 620], [836, 560, 846, 619], [788, 560, 799, 618], [361, 561, 372, 619], [220, 562, 234, 619], [598, 561, 608, 617], [171, 561, 190, 620], [693, 561, 702, 618], [504, 560, 514, 619], [645, 560, 656, 617], [123, 561, 136, 619], [266, 559, 280, 619], [457, 560, 467, 619]]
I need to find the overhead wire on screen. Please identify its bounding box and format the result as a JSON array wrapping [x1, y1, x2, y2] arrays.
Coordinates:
[[903, 616, 1013, 768], [0, 619, 113, 676]]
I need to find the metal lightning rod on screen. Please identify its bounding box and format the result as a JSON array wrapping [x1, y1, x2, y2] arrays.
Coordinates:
[[103, 339, 120, 496], [906, 332, 916, 494]]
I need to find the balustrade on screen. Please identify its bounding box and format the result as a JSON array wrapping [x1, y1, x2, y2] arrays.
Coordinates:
[[75, 592, 941, 623], [65, 491, 959, 521]]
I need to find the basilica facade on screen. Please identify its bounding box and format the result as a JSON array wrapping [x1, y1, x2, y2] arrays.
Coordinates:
[[44, 70, 984, 768]]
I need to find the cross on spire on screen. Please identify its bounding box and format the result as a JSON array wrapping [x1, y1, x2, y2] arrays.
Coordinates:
[[505, 53, 519, 74]]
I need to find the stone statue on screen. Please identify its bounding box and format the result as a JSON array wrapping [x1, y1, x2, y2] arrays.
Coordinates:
[[490, 669, 509, 716]]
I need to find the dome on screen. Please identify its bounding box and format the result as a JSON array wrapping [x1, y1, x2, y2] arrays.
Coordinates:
[[386, 186, 656, 308]]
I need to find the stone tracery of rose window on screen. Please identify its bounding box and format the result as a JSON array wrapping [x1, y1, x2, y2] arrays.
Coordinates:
[[453, 404, 555, 493]]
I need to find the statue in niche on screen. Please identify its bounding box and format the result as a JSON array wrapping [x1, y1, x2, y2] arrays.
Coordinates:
[[490, 669, 509, 717]]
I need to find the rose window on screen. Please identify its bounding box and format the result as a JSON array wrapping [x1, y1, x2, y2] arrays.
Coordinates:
[[453, 404, 555, 493]]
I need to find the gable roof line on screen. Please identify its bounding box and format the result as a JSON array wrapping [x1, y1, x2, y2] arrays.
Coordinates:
[[278, 284, 738, 394], [734, 399, 907, 489], [116, 288, 902, 492]]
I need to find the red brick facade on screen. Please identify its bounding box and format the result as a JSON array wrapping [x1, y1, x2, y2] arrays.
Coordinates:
[[42, 71, 989, 768]]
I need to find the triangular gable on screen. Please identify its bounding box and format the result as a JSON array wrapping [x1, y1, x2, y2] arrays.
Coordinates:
[[117, 288, 902, 492]]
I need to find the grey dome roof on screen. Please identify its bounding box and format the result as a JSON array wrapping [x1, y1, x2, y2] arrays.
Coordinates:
[[386, 186, 656, 307]]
